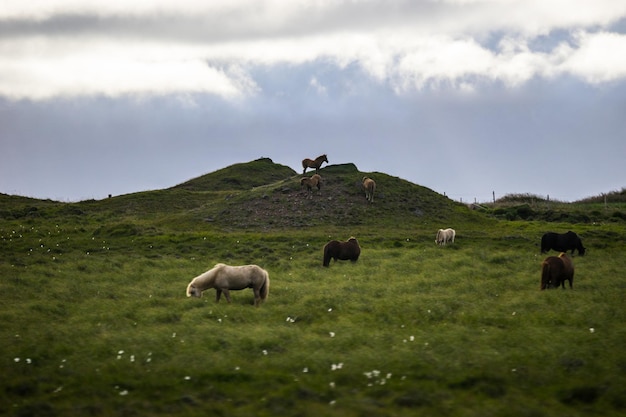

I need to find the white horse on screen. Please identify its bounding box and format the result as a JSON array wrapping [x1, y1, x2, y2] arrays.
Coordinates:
[[362, 177, 376, 202], [435, 228, 456, 245], [186, 263, 270, 307]]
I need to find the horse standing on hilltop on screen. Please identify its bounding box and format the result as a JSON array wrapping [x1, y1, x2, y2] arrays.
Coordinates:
[[362, 177, 376, 202], [186, 263, 270, 307], [302, 154, 328, 174], [435, 228, 456, 245], [300, 174, 322, 199], [540, 252, 574, 290], [323, 237, 361, 267]]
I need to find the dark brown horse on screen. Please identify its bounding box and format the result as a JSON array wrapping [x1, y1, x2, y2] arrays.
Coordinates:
[[302, 154, 328, 174], [323, 237, 361, 267], [540, 252, 574, 290]]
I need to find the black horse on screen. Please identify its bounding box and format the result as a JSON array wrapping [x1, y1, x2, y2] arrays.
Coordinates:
[[541, 231, 586, 256], [323, 237, 361, 267]]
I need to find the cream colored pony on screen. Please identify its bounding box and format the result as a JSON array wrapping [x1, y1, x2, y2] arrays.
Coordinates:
[[362, 177, 376, 202], [435, 228, 456, 245], [186, 263, 269, 307], [300, 174, 322, 198]]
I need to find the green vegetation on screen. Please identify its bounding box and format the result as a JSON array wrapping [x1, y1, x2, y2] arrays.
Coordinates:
[[1, 158, 625, 416]]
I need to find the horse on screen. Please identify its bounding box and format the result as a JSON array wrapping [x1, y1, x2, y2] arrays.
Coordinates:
[[323, 237, 361, 267], [302, 154, 328, 174], [362, 177, 376, 202], [435, 228, 456, 245], [541, 231, 586, 256], [186, 263, 270, 307], [300, 174, 322, 198], [540, 252, 574, 290]]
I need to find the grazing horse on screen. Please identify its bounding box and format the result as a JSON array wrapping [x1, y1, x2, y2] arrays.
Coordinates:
[[362, 177, 376, 202], [300, 174, 322, 198], [541, 252, 574, 290], [541, 231, 586, 256], [323, 237, 361, 267], [302, 154, 328, 174], [186, 263, 270, 307], [435, 228, 456, 245]]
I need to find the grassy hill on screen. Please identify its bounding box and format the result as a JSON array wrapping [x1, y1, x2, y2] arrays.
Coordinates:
[[1, 159, 626, 417], [1, 157, 485, 233], [171, 157, 297, 192]]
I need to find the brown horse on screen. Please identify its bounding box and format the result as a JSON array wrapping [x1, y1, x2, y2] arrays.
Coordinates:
[[362, 177, 376, 202], [323, 237, 361, 267], [540, 252, 574, 290], [302, 154, 328, 174], [300, 174, 322, 198]]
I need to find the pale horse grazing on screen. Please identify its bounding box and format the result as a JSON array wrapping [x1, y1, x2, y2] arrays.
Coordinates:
[[186, 263, 270, 307], [435, 228, 456, 245], [362, 177, 376, 202]]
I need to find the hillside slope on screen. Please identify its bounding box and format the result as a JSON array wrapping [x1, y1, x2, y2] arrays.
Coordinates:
[[0, 158, 482, 232], [171, 157, 296, 191], [173, 161, 479, 230]]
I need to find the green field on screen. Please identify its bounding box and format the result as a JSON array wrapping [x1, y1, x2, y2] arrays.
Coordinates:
[[1, 159, 625, 416]]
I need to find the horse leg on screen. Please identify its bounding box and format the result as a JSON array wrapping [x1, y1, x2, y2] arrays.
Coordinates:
[[222, 289, 232, 303], [252, 288, 261, 307], [215, 289, 222, 303]]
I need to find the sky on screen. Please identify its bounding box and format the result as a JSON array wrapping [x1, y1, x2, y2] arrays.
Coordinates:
[[1, 0, 625, 203]]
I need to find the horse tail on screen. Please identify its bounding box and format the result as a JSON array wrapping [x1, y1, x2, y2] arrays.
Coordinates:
[[540, 261, 551, 290], [323, 245, 331, 267], [260, 272, 270, 301]]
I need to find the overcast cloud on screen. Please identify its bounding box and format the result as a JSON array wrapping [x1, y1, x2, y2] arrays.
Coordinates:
[[1, 0, 625, 202]]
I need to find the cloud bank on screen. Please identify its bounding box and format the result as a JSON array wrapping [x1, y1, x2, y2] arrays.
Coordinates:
[[1, 0, 625, 100]]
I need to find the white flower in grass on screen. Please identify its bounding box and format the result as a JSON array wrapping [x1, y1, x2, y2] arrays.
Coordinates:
[[302, 367, 308, 373], [589, 328, 595, 333], [329, 332, 335, 338], [119, 390, 129, 396]]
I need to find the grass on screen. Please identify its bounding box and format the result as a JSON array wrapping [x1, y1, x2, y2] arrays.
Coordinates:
[[2, 219, 625, 416], [1, 160, 625, 416]]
